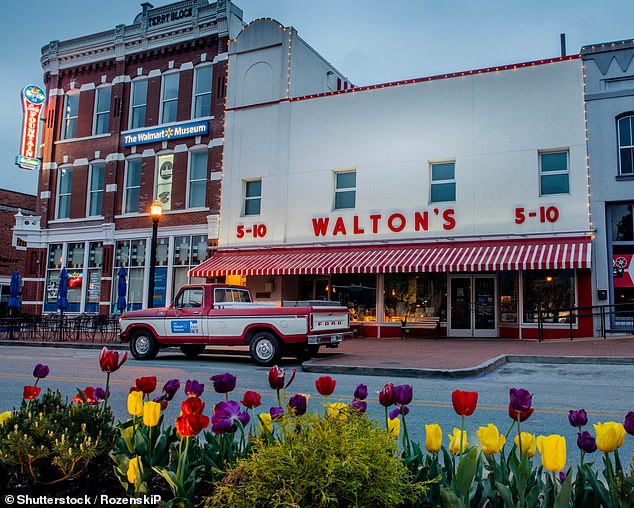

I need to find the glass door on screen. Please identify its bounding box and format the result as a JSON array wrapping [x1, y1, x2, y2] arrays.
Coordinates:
[[449, 275, 497, 337]]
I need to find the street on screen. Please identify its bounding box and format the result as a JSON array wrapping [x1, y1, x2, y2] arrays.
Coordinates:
[[1, 345, 632, 470]]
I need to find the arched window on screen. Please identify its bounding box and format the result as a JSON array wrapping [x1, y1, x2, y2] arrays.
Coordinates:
[[618, 115, 634, 175]]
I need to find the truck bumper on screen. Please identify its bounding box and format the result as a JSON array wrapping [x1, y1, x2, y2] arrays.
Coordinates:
[[307, 331, 355, 345]]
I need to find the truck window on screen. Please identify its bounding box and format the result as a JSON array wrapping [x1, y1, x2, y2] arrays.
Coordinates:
[[214, 288, 228, 303], [177, 288, 203, 308], [231, 289, 251, 302]]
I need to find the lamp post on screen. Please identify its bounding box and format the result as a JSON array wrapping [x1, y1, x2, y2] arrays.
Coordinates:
[[147, 200, 162, 308]]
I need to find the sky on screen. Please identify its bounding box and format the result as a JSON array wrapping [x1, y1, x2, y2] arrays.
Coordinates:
[[2, 0, 634, 196]]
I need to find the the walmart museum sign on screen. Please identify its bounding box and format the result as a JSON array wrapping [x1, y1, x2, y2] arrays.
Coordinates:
[[122, 120, 208, 147]]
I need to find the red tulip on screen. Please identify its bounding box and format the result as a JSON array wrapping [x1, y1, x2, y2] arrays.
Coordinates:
[[181, 396, 205, 415], [241, 390, 262, 409], [377, 383, 395, 407], [268, 365, 296, 390], [135, 376, 157, 395], [23, 385, 41, 400], [176, 413, 209, 437], [73, 386, 96, 404], [508, 404, 534, 422], [315, 376, 336, 396], [99, 347, 127, 373], [452, 390, 478, 416]]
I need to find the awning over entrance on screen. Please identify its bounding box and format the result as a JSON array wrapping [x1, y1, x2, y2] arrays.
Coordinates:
[[189, 236, 591, 277]]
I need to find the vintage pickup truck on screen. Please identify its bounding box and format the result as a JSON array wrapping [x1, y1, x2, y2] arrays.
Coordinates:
[[119, 284, 354, 365]]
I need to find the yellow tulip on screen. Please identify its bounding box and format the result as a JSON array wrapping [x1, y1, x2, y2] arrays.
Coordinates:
[[0, 411, 12, 427], [448, 428, 468, 454], [127, 391, 143, 417], [536, 434, 566, 472], [387, 417, 401, 440], [477, 424, 506, 456], [142, 401, 161, 427], [514, 432, 537, 458], [258, 413, 273, 434], [593, 422, 626, 453], [126, 456, 142, 484], [327, 402, 348, 421], [425, 423, 442, 453]]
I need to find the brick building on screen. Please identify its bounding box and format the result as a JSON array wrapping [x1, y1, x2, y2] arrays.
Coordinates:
[[14, 0, 244, 315]]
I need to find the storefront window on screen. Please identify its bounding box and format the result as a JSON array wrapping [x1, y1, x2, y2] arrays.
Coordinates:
[[45, 244, 62, 311], [611, 204, 633, 241], [522, 270, 575, 323], [499, 271, 518, 324], [383, 274, 447, 324], [330, 274, 376, 323], [172, 235, 208, 297], [114, 239, 146, 311], [86, 242, 103, 313]]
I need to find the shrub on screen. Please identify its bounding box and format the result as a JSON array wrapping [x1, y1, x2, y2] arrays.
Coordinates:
[[0, 389, 116, 485], [205, 411, 425, 508]]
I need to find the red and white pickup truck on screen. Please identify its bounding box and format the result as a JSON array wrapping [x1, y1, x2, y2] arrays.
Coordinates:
[[119, 284, 354, 365]]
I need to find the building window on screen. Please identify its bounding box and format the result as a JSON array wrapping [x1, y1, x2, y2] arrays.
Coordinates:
[[156, 154, 174, 211], [618, 115, 634, 175], [172, 235, 208, 296], [540, 151, 569, 195], [161, 73, 179, 124], [45, 244, 63, 311], [188, 151, 207, 208], [334, 171, 356, 210], [130, 79, 148, 129], [383, 273, 447, 324], [244, 179, 262, 216], [430, 162, 456, 203], [113, 239, 146, 311], [522, 270, 575, 323], [193, 66, 212, 118], [87, 163, 105, 217], [86, 241, 103, 313], [331, 274, 376, 323], [93, 87, 111, 135], [56, 168, 73, 219], [123, 158, 142, 214], [62, 93, 79, 139]]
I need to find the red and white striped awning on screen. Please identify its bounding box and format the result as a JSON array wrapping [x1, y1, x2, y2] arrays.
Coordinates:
[[189, 237, 591, 277]]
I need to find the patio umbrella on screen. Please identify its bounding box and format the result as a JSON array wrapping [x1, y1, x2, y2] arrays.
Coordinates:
[[116, 265, 127, 313], [57, 267, 69, 341], [7, 269, 21, 339]]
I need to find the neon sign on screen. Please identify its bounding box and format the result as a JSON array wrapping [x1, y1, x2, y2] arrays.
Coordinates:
[[16, 84, 45, 170]]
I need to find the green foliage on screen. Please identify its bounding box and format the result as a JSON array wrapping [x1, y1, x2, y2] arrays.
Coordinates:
[[0, 390, 116, 485], [615, 469, 634, 507], [205, 412, 425, 508]]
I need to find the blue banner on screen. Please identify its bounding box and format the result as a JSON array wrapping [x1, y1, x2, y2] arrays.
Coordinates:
[[122, 120, 209, 146], [171, 320, 201, 334]]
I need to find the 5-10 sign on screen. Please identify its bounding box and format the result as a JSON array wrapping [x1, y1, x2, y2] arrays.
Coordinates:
[[236, 224, 268, 239], [515, 206, 559, 224]]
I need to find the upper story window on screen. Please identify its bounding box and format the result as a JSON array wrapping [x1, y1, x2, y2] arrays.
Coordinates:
[[56, 167, 73, 219], [161, 73, 179, 124], [430, 162, 456, 203], [618, 115, 634, 175], [93, 87, 111, 135], [540, 151, 569, 195], [87, 162, 105, 216], [123, 158, 142, 214], [62, 93, 79, 139], [130, 79, 148, 129], [243, 179, 262, 216], [193, 66, 212, 118], [188, 151, 207, 208], [334, 171, 356, 210]]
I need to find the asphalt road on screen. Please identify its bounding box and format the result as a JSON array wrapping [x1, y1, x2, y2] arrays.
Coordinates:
[[1, 345, 632, 473]]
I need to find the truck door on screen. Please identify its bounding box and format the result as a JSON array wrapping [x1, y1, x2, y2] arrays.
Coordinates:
[[170, 286, 209, 342]]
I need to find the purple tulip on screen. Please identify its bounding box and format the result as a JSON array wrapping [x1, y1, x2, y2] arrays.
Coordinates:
[[624, 411, 634, 435], [184, 379, 204, 397], [288, 394, 309, 416], [350, 399, 367, 413], [270, 406, 284, 420], [558, 471, 567, 483], [163, 379, 181, 401], [568, 409, 588, 428], [509, 388, 533, 412], [237, 410, 250, 428], [33, 364, 49, 379], [577, 430, 597, 453], [393, 384, 413, 406], [210, 372, 237, 394], [94, 387, 107, 401], [211, 400, 243, 434], [354, 384, 368, 400], [389, 406, 409, 420]]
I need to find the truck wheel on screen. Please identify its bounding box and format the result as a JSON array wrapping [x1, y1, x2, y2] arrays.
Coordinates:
[[130, 329, 159, 360], [249, 331, 281, 366], [180, 344, 206, 358]]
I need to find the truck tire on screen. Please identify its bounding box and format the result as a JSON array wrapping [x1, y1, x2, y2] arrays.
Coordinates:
[[249, 331, 281, 366], [130, 329, 159, 360], [180, 344, 206, 358]]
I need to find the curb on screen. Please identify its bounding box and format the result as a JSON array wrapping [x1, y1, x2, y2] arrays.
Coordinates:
[[0, 340, 128, 351]]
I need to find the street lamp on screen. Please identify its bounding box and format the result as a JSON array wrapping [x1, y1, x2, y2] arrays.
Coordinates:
[[147, 200, 162, 308]]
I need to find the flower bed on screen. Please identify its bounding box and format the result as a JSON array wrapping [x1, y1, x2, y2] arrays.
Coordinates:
[[0, 348, 633, 507]]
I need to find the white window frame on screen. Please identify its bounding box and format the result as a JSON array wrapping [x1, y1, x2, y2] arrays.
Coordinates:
[[93, 86, 111, 135], [187, 150, 208, 209], [160, 72, 180, 124], [56, 167, 73, 219], [430, 161, 456, 203], [618, 115, 634, 175], [243, 179, 262, 216], [333, 170, 356, 210], [62, 92, 80, 140], [87, 162, 105, 217], [192, 65, 213, 119], [539, 150, 569, 196], [123, 158, 142, 214], [129, 78, 148, 130]]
